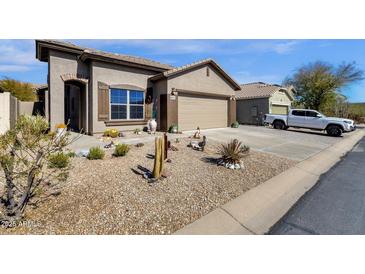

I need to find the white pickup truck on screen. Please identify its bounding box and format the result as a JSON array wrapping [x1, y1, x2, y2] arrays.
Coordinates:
[[264, 109, 355, 137]]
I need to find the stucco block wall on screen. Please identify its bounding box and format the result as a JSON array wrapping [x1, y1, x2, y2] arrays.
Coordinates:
[[236, 98, 269, 125], [9, 95, 17, 128], [0, 92, 11, 134], [167, 64, 236, 96], [91, 61, 157, 134], [17, 101, 35, 116], [48, 50, 89, 130]]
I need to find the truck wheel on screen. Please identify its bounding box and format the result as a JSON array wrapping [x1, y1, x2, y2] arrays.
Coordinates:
[[326, 125, 342, 137], [273, 120, 286, 130]]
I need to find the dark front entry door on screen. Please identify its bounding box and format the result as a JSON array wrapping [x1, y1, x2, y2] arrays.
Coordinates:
[[159, 94, 168, 131], [64, 84, 82, 132]]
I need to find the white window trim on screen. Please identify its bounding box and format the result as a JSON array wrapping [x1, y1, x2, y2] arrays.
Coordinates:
[[109, 89, 145, 121]]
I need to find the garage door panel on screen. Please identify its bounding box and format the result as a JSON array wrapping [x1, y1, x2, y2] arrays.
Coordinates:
[[178, 95, 228, 131], [271, 105, 288, 115]]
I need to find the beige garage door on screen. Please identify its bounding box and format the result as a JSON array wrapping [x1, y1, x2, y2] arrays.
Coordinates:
[[271, 105, 289, 115], [178, 95, 228, 131]]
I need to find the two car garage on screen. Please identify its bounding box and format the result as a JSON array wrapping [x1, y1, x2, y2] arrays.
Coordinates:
[[178, 94, 228, 131], [151, 59, 240, 132]]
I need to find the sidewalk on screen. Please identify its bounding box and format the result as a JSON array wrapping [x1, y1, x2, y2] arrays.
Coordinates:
[[175, 129, 365, 235]]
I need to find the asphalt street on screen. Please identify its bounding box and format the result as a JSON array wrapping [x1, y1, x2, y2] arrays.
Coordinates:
[[270, 136, 365, 235]]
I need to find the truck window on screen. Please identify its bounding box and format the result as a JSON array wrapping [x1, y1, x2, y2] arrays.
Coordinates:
[[292, 110, 305, 116], [306, 111, 318, 117]]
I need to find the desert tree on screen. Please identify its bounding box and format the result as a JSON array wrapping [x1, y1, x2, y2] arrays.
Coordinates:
[[284, 61, 364, 112], [0, 77, 38, 102], [0, 115, 75, 223]]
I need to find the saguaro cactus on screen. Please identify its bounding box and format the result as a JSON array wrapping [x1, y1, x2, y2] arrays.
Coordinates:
[[164, 133, 168, 160], [152, 137, 165, 179]]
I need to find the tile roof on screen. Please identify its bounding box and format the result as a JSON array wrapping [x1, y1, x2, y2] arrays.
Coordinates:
[[150, 59, 241, 90], [33, 84, 48, 90], [236, 82, 294, 99], [36, 40, 173, 70]]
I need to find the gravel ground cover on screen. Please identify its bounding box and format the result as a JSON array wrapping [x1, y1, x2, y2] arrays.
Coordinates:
[[0, 138, 296, 234]]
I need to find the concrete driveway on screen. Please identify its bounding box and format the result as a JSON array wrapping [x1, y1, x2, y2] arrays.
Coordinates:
[[67, 125, 358, 161], [195, 125, 358, 161]]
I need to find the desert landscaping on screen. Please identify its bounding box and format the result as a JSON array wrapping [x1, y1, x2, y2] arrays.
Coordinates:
[[0, 135, 295, 234]]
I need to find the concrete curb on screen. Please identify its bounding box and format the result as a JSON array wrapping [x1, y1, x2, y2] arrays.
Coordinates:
[[175, 129, 365, 235]]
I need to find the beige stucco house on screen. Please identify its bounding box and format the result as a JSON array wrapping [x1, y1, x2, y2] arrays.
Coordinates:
[[36, 40, 240, 135], [235, 82, 295, 125]]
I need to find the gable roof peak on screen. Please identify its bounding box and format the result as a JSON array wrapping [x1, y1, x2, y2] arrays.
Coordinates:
[[149, 58, 240, 90]]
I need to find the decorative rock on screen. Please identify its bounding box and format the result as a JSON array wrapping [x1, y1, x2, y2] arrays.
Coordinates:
[[217, 159, 242, 170], [148, 178, 158, 184], [75, 149, 89, 157], [147, 119, 157, 134]]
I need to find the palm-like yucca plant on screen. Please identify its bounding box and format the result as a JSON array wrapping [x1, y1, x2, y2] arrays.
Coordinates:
[[218, 139, 250, 164]]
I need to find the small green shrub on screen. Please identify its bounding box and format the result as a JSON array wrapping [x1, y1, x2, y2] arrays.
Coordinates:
[[113, 144, 130, 157], [66, 151, 76, 158], [48, 152, 70, 169], [168, 124, 178, 133], [103, 128, 119, 138], [134, 128, 142, 134], [87, 146, 105, 160], [231, 121, 239, 128]]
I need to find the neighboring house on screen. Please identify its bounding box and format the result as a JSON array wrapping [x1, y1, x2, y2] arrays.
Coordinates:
[[235, 82, 295, 125], [36, 40, 240, 135]]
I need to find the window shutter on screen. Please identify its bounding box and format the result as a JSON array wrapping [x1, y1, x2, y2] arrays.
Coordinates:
[[98, 81, 109, 121], [145, 87, 153, 119]]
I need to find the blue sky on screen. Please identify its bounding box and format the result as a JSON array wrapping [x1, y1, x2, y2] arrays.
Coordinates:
[[1, 39, 365, 102]]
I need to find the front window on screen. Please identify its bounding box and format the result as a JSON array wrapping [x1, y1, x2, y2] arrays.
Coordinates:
[[110, 89, 144, 120]]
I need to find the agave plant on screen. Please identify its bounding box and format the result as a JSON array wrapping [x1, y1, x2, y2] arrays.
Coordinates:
[[218, 139, 250, 164]]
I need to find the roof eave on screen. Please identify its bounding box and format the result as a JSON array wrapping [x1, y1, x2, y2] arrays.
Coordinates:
[[80, 52, 169, 72], [149, 73, 165, 81], [236, 95, 271, 100], [36, 40, 84, 62]]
